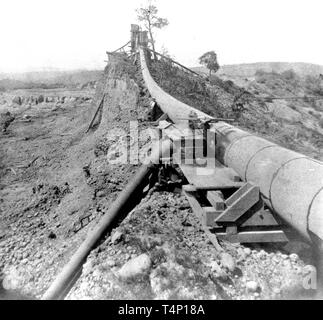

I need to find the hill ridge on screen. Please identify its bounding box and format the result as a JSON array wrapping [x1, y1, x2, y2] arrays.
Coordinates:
[[192, 62, 323, 78]]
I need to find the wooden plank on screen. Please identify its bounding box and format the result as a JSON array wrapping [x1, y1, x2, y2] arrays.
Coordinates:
[[207, 190, 225, 211], [86, 94, 105, 133], [216, 186, 260, 224], [178, 158, 243, 189], [191, 184, 244, 191], [225, 182, 252, 207], [183, 191, 220, 227], [184, 190, 205, 222], [146, 48, 203, 78], [184, 191, 222, 250], [216, 230, 288, 243], [109, 41, 131, 53]]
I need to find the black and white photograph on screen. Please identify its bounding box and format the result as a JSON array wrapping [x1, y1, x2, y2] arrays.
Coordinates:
[[0, 0, 322, 304]]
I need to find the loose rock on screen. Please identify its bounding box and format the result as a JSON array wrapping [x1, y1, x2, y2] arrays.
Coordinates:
[[246, 281, 259, 292], [289, 253, 299, 262], [220, 252, 236, 272], [117, 254, 151, 279], [111, 230, 123, 244]]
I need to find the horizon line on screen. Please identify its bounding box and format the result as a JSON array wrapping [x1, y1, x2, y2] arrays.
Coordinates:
[[1, 60, 323, 76]]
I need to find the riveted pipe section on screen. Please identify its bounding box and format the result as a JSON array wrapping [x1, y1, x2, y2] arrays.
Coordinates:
[[139, 48, 212, 128], [270, 158, 323, 241], [204, 122, 323, 242], [223, 133, 323, 241], [139, 47, 323, 245], [310, 189, 323, 241], [42, 139, 173, 300]]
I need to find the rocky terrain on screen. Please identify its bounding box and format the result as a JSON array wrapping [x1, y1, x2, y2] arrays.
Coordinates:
[[0, 54, 321, 300], [68, 192, 315, 300]]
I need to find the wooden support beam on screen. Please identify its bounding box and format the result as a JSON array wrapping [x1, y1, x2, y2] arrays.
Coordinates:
[[86, 94, 105, 133], [204, 206, 222, 227], [225, 182, 253, 207], [217, 230, 288, 243], [216, 184, 260, 224], [207, 190, 225, 211], [183, 184, 288, 244], [184, 189, 205, 222], [145, 48, 203, 78], [183, 186, 222, 228], [192, 184, 244, 191], [178, 159, 244, 190], [109, 41, 131, 54], [183, 189, 222, 250]]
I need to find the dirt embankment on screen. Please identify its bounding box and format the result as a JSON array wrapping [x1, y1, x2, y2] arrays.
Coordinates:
[[0, 54, 150, 299], [150, 60, 323, 160]]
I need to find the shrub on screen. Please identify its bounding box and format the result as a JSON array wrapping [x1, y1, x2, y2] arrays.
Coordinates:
[[282, 69, 297, 80], [38, 95, 44, 103]]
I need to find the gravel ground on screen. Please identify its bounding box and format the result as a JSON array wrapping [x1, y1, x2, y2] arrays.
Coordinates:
[[0, 55, 149, 299], [68, 191, 316, 300]]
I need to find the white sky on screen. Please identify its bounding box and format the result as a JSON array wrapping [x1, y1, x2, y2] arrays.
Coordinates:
[[0, 0, 322, 73]]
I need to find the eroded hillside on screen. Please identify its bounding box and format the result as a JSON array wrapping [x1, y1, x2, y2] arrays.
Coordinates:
[[152, 60, 323, 160]]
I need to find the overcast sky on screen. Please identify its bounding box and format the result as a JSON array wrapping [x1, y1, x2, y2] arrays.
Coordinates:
[[1, 0, 322, 73]]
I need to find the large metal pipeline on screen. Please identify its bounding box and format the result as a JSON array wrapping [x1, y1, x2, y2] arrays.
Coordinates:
[[139, 48, 212, 128], [139, 47, 323, 245], [214, 122, 323, 244], [42, 139, 172, 300]]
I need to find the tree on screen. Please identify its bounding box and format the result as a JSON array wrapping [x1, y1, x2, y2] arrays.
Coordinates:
[[136, 1, 169, 60], [199, 51, 220, 77]]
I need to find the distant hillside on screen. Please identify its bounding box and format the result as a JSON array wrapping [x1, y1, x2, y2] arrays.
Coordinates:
[[152, 59, 323, 160], [193, 62, 323, 78], [0, 70, 102, 90]]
